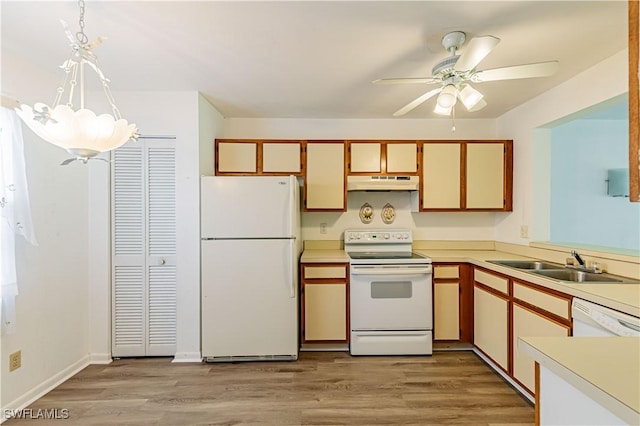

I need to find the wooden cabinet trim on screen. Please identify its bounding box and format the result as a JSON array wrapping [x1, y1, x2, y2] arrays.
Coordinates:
[[630, 0, 639, 202]]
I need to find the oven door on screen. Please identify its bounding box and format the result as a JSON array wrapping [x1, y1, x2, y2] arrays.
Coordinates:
[[350, 264, 432, 331]]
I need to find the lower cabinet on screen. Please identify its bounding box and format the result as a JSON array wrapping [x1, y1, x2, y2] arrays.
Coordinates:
[[511, 281, 571, 393], [432, 263, 472, 343], [474, 285, 509, 370], [300, 263, 349, 344], [472, 267, 573, 399]]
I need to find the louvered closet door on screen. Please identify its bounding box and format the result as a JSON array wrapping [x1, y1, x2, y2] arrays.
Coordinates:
[[112, 139, 176, 357]]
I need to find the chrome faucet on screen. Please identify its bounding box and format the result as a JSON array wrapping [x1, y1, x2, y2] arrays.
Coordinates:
[[567, 250, 604, 273], [571, 250, 586, 266]]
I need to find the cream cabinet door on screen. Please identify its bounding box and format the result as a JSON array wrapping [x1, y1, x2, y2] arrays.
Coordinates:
[[422, 143, 461, 209], [386, 143, 417, 173], [434, 282, 460, 340], [466, 143, 504, 209], [305, 143, 345, 210], [512, 304, 570, 393], [350, 142, 381, 172], [262, 142, 301, 173], [304, 283, 347, 341], [474, 286, 508, 370], [217, 142, 257, 173]]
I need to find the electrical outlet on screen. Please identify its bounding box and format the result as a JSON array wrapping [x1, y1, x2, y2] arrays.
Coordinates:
[[9, 351, 21, 372], [320, 223, 328, 234], [520, 225, 529, 239]]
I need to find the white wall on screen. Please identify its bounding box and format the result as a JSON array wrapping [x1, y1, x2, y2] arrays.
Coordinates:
[[495, 49, 628, 245], [1, 126, 90, 410], [221, 117, 499, 240]]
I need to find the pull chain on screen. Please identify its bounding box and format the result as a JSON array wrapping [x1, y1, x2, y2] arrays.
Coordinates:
[[76, 0, 88, 45], [451, 103, 456, 133]]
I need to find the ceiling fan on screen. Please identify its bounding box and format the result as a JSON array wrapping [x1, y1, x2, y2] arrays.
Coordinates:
[[374, 31, 559, 117]]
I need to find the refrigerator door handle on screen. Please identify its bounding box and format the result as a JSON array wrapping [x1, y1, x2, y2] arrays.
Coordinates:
[[288, 175, 295, 238], [288, 239, 296, 298]]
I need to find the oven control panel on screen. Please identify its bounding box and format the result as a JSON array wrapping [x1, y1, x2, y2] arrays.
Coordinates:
[[344, 229, 412, 243]]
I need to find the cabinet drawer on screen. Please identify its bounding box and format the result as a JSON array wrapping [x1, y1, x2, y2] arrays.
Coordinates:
[[434, 265, 459, 279], [474, 269, 508, 294], [303, 266, 347, 280], [513, 282, 571, 320]]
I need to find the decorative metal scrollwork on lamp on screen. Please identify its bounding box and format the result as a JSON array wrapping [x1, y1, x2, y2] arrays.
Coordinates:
[[15, 0, 137, 165]]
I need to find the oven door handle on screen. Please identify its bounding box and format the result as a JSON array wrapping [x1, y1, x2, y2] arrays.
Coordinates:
[[351, 266, 432, 276]]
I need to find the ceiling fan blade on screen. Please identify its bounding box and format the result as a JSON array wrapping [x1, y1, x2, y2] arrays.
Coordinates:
[[393, 88, 442, 117], [373, 77, 439, 85], [454, 35, 500, 72], [472, 61, 559, 82]]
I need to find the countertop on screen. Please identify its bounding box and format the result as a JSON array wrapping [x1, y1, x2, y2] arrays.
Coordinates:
[[519, 336, 640, 425], [300, 248, 640, 317]]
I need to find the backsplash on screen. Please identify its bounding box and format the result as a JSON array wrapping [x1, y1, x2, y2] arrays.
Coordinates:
[[301, 191, 497, 241]]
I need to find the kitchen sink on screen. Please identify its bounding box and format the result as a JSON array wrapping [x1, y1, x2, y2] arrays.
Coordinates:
[[528, 269, 625, 283], [488, 260, 639, 284], [488, 260, 564, 270]]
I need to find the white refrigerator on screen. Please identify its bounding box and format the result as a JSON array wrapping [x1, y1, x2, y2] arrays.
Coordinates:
[[201, 175, 301, 361]]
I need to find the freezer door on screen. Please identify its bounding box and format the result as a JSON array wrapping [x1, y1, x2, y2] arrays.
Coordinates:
[[201, 175, 298, 238], [201, 239, 298, 358]]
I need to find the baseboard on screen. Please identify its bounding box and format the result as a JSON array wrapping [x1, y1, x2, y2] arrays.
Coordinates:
[[89, 353, 112, 364], [472, 348, 534, 404], [172, 352, 202, 363], [1, 355, 91, 424]]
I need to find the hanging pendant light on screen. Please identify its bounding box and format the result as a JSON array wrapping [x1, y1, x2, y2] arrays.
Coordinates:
[[15, 0, 137, 165]]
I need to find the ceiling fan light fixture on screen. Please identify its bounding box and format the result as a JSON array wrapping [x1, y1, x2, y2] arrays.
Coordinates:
[[468, 98, 488, 112], [15, 0, 137, 165], [433, 103, 452, 116], [458, 85, 484, 110], [436, 84, 457, 108]]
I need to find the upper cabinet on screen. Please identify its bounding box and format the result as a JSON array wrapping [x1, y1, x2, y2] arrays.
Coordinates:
[[216, 139, 303, 176], [420, 140, 513, 212], [305, 141, 346, 211], [214, 138, 511, 213], [347, 141, 418, 175], [217, 140, 258, 173]]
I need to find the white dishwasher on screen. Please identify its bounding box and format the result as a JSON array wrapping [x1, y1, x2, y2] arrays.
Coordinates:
[[572, 298, 640, 337]]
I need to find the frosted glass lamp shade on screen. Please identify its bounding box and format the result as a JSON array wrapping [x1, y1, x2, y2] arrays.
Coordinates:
[[458, 85, 484, 110], [437, 84, 457, 108], [16, 103, 136, 158], [434, 103, 453, 115]]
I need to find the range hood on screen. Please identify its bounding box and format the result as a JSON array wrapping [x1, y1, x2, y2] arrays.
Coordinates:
[[347, 175, 419, 191]]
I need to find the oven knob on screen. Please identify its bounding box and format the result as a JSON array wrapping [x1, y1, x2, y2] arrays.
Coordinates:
[[384, 233, 390, 239]]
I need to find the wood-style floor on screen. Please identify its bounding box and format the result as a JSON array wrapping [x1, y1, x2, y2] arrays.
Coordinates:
[[5, 351, 534, 425]]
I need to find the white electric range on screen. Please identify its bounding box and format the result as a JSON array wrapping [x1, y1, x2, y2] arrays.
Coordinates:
[[345, 229, 433, 355]]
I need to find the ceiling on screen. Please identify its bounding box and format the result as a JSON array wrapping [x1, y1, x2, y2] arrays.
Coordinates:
[[0, 1, 629, 120]]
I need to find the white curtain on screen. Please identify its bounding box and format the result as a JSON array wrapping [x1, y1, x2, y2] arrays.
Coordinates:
[[0, 106, 37, 335]]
